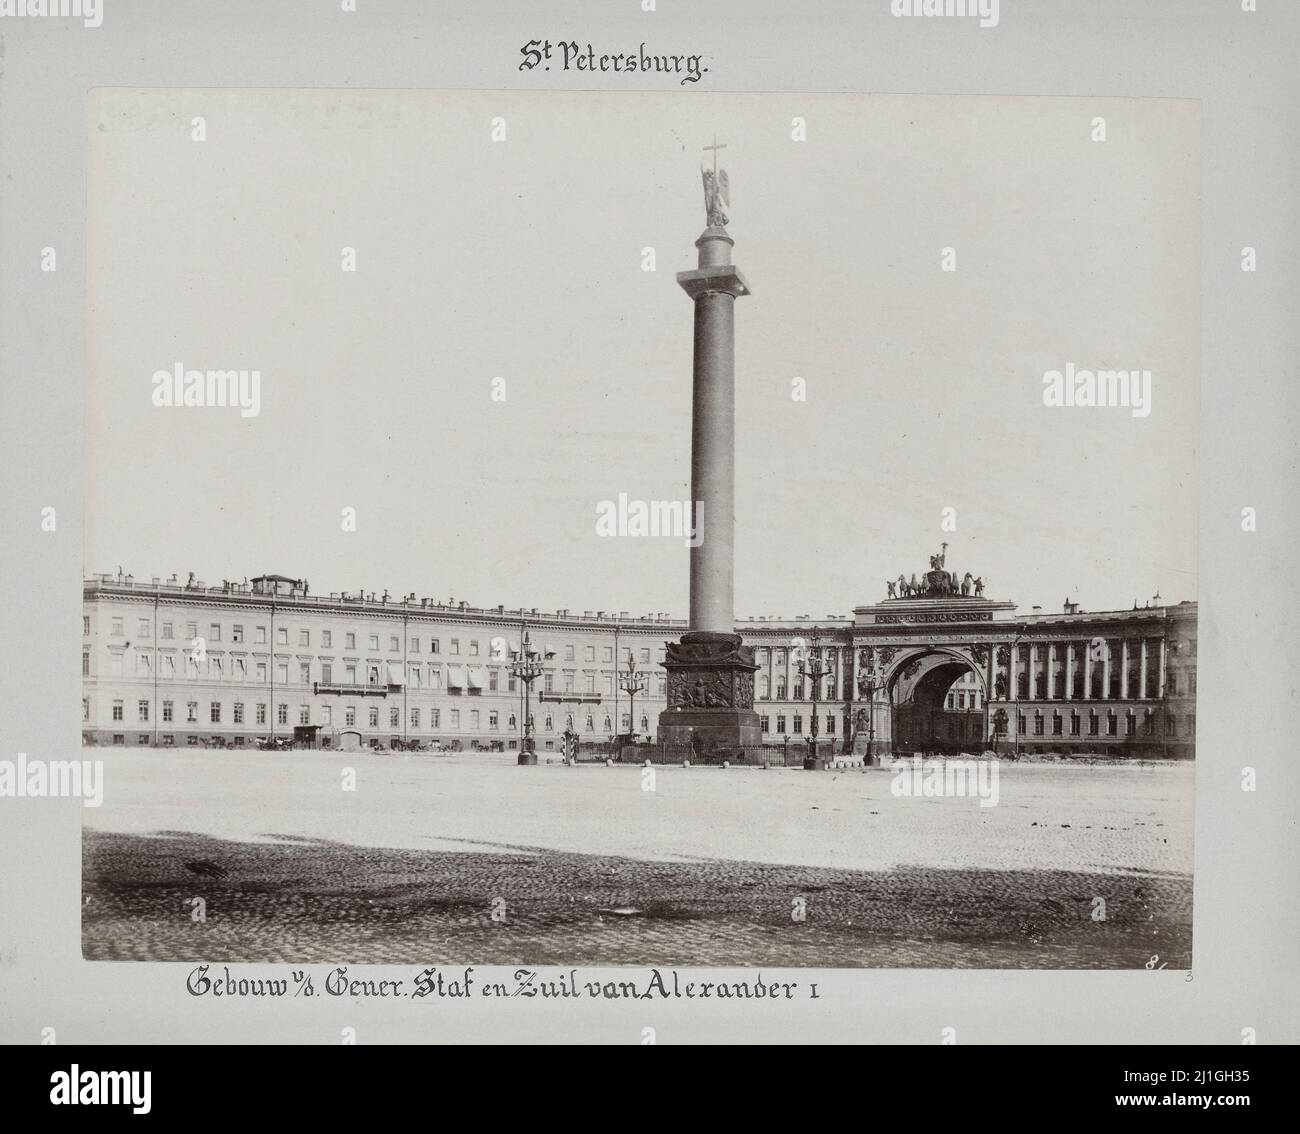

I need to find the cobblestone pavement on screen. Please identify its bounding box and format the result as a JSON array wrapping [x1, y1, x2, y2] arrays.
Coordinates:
[[82, 751, 1193, 968]]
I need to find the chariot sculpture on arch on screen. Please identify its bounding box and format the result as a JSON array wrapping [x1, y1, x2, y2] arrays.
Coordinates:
[[885, 544, 989, 600]]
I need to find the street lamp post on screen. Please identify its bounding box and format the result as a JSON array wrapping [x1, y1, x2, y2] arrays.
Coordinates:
[[797, 637, 829, 770], [617, 652, 648, 750], [857, 669, 879, 765], [508, 630, 554, 765]]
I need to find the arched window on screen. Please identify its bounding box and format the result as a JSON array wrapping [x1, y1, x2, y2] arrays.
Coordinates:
[[603, 715, 612, 731], [508, 713, 516, 728], [759, 675, 770, 699], [544, 714, 553, 731], [1017, 672, 1029, 698], [585, 714, 594, 731], [640, 715, 648, 730]]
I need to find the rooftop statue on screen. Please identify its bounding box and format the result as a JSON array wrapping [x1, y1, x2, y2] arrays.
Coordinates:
[[885, 545, 988, 600]]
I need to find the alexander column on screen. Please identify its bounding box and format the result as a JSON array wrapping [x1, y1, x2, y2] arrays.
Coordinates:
[[658, 140, 761, 759]]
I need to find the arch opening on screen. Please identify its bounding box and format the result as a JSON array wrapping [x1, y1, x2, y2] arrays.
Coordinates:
[[888, 651, 989, 756]]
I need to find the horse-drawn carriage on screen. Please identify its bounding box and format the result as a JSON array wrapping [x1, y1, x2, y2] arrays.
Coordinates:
[[254, 735, 293, 751]]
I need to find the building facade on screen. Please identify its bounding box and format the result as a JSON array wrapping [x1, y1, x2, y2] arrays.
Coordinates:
[[82, 556, 1197, 759]]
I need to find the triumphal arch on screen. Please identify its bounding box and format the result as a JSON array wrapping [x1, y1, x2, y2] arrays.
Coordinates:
[[742, 546, 1198, 760]]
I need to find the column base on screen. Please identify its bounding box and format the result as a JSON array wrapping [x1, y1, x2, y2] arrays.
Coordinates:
[[657, 708, 763, 761]]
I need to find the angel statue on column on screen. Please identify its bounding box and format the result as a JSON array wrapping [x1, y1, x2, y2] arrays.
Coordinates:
[[702, 166, 730, 228]]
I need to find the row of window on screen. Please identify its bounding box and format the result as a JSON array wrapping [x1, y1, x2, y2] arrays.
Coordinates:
[[99, 618, 437, 652], [91, 615, 663, 665], [756, 677, 841, 700], [754, 647, 844, 665], [96, 733, 600, 751], [1005, 671, 1192, 700], [83, 650, 671, 697], [758, 715, 838, 736], [743, 710, 1197, 740], [1001, 709, 1196, 738], [89, 698, 653, 734]]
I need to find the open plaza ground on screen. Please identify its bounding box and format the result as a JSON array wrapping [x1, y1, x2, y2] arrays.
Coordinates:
[[81, 748, 1193, 968]]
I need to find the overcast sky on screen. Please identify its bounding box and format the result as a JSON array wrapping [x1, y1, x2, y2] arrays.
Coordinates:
[[85, 89, 1198, 618]]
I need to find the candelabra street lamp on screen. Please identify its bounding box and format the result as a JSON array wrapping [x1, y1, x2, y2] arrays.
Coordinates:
[[617, 652, 648, 750], [509, 630, 554, 765], [797, 637, 829, 770], [857, 669, 879, 765]]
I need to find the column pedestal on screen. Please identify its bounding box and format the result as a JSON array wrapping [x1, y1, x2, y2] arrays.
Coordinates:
[[657, 631, 761, 761]]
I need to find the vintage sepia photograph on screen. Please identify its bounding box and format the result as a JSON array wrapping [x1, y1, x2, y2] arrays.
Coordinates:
[[78, 89, 1198, 969]]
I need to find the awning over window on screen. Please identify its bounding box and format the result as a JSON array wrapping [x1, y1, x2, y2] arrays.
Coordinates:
[[467, 667, 484, 689], [386, 662, 404, 685], [447, 665, 466, 688]]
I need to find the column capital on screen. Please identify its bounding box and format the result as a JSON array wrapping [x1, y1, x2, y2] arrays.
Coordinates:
[[677, 264, 752, 300]]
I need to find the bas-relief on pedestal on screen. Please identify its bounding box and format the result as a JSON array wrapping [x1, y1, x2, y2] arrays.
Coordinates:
[[659, 632, 761, 756]]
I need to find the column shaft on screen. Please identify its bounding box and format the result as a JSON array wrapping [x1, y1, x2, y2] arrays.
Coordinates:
[[688, 291, 736, 634]]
